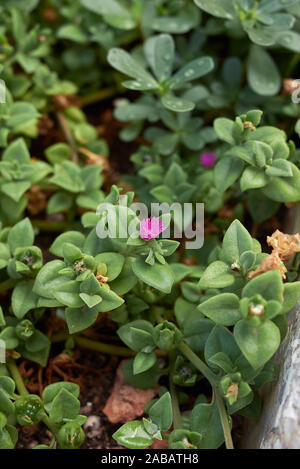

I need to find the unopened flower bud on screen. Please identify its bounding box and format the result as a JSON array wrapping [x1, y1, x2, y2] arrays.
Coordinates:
[[57, 422, 85, 449], [168, 429, 202, 449], [225, 382, 239, 405], [243, 121, 256, 131], [16, 320, 35, 341], [15, 395, 44, 426], [154, 321, 182, 351]]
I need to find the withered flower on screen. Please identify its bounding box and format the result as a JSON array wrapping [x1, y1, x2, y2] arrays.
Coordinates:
[[79, 147, 110, 170], [96, 273, 109, 284], [282, 79, 300, 96], [225, 382, 239, 401], [267, 230, 300, 260], [243, 121, 256, 131], [248, 251, 287, 280]]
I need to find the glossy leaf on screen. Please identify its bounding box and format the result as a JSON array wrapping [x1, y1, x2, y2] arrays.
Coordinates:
[[132, 258, 174, 293], [234, 319, 281, 370], [194, 0, 236, 19], [222, 220, 253, 264], [149, 392, 173, 431], [198, 293, 241, 326], [113, 421, 153, 449], [169, 56, 214, 90], [247, 45, 281, 96], [191, 398, 225, 449], [144, 34, 174, 81], [198, 261, 235, 289]]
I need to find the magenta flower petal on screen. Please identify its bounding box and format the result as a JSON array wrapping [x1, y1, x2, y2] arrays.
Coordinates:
[[200, 152, 217, 168], [139, 217, 165, 241]]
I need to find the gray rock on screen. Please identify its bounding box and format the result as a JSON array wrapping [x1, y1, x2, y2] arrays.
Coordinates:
[[244, 300, 300, 449]]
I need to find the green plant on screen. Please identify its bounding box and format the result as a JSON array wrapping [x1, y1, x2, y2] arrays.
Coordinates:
[[80, 0, 201, 35], [0, 0, 300, 452], [108, 33, 214, 112], [110, 220, 300, 449], [0, 372, 85, 449], [213, 110, 300, 215], [194, 0, 300, 51]]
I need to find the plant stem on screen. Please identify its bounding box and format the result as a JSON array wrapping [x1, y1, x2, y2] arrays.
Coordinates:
[[7, 358, 29, 396], [151, 306, 164, 324], [0, 278, 18, 294], [74, 336, 136, 357], [41, 414, 58, 437], [178, 341, 234, 449], [49, 436, 56, 449], [51, 331, 166, 357], [214, 386, 234, 450], [56, 111, 79, 163], [178, 341, 218, 386], [51, 331, 135, 356], [32, 219, 73, 232], [169, 351, 182, 429], [37, 183, 59, 192], [50, 330, 70, 342], [81, 87, 118, 107]]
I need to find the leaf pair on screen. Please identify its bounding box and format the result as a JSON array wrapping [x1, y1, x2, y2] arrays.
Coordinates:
[[108, 34, 214, 112]]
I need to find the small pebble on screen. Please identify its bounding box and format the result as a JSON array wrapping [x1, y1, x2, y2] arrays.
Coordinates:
[[87, 429, 102, 439], [83, 415, 101, 432]]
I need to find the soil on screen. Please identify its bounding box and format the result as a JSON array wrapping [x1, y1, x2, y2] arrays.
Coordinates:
[[16, 359, 121, 449]]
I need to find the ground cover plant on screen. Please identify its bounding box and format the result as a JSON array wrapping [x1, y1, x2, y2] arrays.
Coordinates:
[[0, 0, 300, 450]]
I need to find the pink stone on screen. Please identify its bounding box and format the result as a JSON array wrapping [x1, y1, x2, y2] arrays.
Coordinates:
[[102, 361, 158, 423]]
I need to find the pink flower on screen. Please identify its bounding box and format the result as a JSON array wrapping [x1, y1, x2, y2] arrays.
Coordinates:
[[200, 152, 217, 168], [38, 35, 46, 41], [139, 217, 165, 241]]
